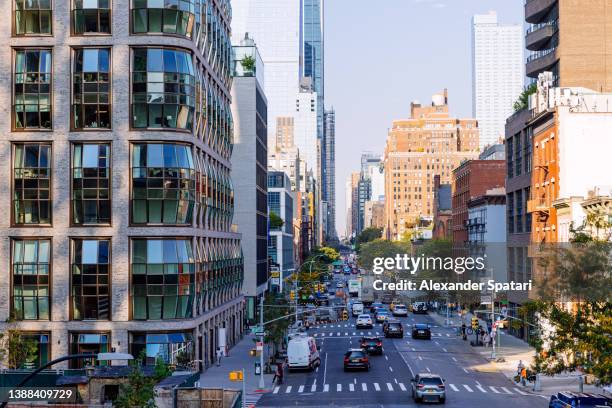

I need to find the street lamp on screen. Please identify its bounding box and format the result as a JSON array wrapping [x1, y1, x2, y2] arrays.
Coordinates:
[[0, 352, 134, 408]]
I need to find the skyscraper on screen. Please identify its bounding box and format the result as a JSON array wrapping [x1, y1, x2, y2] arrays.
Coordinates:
[[302, 0, 325, 141], [0, 0, 243, 370], [472, 11, 523, 149], [324, 109, 337, 240]]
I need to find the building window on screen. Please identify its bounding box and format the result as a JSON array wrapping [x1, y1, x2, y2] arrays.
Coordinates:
[[73, 48, 111, 129], [131, 47, 195, 130], [131, 239, 195, 320], [11, 239, 50, 321], [13, 143, 52, 225], [71, 239, 110, 320], [131, 0, 195, 38], [72, 143, 111, 225], [13, 49, 52, 130], [507, 193, 514, 234], [69, 332, 110, 368], [73, 0, 111, 34], [14, 0, 52, 35], [15, 332, 50, 368], [131, 143, 195, 225], [130, 332, 194, 365]]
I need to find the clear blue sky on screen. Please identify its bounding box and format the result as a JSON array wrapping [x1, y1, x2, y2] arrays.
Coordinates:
[[326, 0, 524, 236]]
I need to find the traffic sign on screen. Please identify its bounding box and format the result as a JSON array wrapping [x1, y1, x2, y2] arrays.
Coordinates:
[[256, 341, 263, 352], [250, 325, 263, 335]]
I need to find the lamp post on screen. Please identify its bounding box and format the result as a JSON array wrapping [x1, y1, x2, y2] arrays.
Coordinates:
[[0, 352, 133, 408]]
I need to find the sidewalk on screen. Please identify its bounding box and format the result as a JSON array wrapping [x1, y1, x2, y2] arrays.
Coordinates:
[[429, 309, 608, 397], [198, 334, 276, 404]]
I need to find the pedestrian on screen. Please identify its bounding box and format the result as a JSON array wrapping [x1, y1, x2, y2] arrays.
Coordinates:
[[461, 323, 467, 341], [520, 367, 527, 386], [216, 347, 223, 367], [517, 360, 524, 376], [483, 333, 490, 348], [276, 362, 284, 385]]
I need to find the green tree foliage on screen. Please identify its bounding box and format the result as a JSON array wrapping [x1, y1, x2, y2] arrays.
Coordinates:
[[0, 330, 39, 369], [355, 227, 383, 251], [263, 292, 290, 353], [312, 246, 340, 263], [513, 83, 537, 112], [269, 212, 284, 229], [357, 239, 411, 271], [115, 353, 171, 408]]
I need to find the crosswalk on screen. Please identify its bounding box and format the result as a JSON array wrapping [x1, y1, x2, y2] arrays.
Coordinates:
[[271, 382, 535, 396], [316, 323, 442, 329], [312, 331, 454, 338], [243, 392, 263, 407]]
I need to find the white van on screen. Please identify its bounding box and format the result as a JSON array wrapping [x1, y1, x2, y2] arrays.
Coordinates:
[[352, 302, 364, 317], [288, 336, 320, 371]]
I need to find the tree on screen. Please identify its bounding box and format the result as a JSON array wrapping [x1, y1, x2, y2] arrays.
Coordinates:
[[355, 227, 382, 251], [269, 212, 284, 229], [0, 330, 39, 369], [312, 246, 340, 264], [262, 292, 290, 355], [513, 83, 537, 112], [115, 366, 157, 408], [357, 239, 411, 271]]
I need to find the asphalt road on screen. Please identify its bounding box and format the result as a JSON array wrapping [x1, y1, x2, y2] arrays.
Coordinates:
[[256, 272, 549, 408]]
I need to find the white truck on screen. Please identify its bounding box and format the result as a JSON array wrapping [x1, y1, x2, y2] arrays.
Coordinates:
[[348, 279, 361, 297], [360, 275, 375, 306], [287, 336, 320, 371]]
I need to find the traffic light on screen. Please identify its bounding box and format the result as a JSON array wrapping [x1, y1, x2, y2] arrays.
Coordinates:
[[290, 290, 295, 301], [229, 371, 243, 381], [471, 316, 479, 330]]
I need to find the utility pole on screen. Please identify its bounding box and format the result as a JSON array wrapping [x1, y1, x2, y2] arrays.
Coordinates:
[[259, 294, 265, 389], [491, 297, 496, 359]]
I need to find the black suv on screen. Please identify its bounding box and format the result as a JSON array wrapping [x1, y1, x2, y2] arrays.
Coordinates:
[[383, 320, 404, 338], [343, 349, 370, 371], [360, 336, 383, 354], [411, 323, 431, 340]]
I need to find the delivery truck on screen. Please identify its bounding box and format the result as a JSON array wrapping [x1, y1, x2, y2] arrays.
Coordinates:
[[360, 275, 375, 306]]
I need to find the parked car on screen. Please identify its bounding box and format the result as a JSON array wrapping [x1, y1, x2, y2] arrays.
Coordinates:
[[356, 314, 373, 329], [359, 336, 383, 355], [343, 349, 370, 371], [411, 323, 432, 340], [548, 392, 612, 408], [392, 304, 408, 316], [412, 302, 428, 314], [288, 336, 320, 371], [411, 373, 446, 403], [383, 320, 404, 338]]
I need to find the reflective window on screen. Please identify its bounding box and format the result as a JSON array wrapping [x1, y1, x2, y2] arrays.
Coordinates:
[[71, 239, 110, 320], [14, 0, 52, 35], [69, 332, 110, 368], [73, 0, 110, 34], [72, 143, 111, 225], [131, 0, 195, 38], [13, 143, 52, 225], [14, 49, 52, 129], [73, 48, 110, 129], [15, 332, 50, 369], [131, 48, 195, 130], [131, 239, 195, 320], [131, 143, 195, 224], [11, 239, 50, 321], [130, 332, 193, 365]]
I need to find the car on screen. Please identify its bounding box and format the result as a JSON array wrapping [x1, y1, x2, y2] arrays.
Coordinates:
[[316, 309, 331, 322], [412, 323, 432, 340], [356, 314, 373, 329], [411, 373, 446, 403], [343, 349, 370, 371], [412, 301, 428, 314], [392, 304, 408, 316], [383, 321, 404, 338], [370, 302, 384, 313], [336, 282, 344, 288], [375, 311, 389, 323], [360, 336, 383, 355], [548, 392, 612, 408], [352, 302, 364, 317]]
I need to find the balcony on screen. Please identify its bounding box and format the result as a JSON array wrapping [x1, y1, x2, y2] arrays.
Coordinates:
[[527, 198, 549, 214], [526, 20, 558, 51], [526, 47, 558, 78], [524, 0, 557, 24]]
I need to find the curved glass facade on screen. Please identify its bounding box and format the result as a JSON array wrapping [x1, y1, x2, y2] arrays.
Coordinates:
[[131, 238, 195, 320], [131, 143, 196, 225], [131, 0, 195, 38], [132, 48, 195, 130]]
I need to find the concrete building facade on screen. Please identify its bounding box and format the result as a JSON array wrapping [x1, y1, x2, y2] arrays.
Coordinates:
[[323, 108, 336, 241], [0, 0, 244, 370], [267, 172, 295, 292]]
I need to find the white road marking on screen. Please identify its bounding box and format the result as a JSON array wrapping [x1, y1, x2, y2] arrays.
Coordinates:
[[463, 368, 469, 373], [411, 347, 416, 351], [435, 341, 440, 345], [398, 351, 415, 377], [273, 386, 280, 394], [426, 367, 431, 372], [489, 386, 501, 394], [345, 332, 348, 336], [336, 384, 341, 392], [463, 384, 474, 392], [446, 333, 450, 337], [449, 384, 459, 392], [285, 386, 292, 393], [476, 385, 487, 393], [399, 382, 407, 391], [367, 331, 372, 335], [514, 388, 529, 395], [386, 383, 394, 391], [337, 332, 341, 336], [452, 357, 457, 362], [352, 332, 356, 335], [313, 379, 317, 385], [418, 356, 423, 361], [374, 383, 381, 391], [385, 355, 388, 360], [501, 387, 513, 394], [323, 384, 329, 392], [311, 384, 316, 392], [362, 383, 368, 391], [323, 352, 328, 385], [349, 383, 354, 392], [321, 332, 325, 337], [298, 385, 304, 393], [315, 367, 319, 372], [442, 348, 447, 352]]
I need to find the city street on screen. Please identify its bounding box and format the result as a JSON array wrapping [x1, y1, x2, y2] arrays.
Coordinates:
[[257, 274, 548, 407]]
